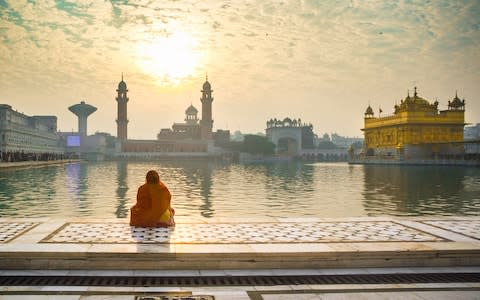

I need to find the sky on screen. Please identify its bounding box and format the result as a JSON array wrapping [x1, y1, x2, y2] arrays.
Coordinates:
[[0, 0, 479, 139]]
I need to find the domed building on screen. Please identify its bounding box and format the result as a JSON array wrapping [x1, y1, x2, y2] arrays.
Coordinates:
[[156, 75, 214, 141], [117, 76, 230, 157], [362, 87, 466, 159], [364, 105, 374, 118], [157, 103, 202, 140]]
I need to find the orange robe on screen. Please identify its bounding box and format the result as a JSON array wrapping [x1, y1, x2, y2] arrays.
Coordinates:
[[130, 181, 174, 227]]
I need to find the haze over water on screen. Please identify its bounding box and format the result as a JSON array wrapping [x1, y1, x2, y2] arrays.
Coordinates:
[[0, 161, 478, 219]]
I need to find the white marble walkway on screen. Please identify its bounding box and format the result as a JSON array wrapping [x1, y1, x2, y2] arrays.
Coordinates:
[[1, 217, 479, 245], [0, 216, 479, 270]]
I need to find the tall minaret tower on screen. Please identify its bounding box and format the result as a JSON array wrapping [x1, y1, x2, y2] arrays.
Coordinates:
[[116, 74, 129, 141], [200, 75, 214, 140]]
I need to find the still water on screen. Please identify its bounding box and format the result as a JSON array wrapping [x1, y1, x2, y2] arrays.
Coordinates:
[[0, 161, 479, 218]]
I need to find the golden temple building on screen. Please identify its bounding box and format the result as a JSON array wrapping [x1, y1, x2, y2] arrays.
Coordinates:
[[362, 87, 466, 159]]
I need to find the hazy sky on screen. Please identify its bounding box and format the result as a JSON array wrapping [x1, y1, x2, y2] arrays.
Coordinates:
[[1, 0, 479, 139]]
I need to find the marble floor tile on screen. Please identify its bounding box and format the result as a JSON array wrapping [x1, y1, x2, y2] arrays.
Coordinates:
[[0, 222, 39, 243], [39, 221, 445, 244], [422, 220, 480, 240]]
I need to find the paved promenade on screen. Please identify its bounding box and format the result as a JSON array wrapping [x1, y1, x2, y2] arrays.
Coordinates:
[[1, 216, 479, 299], [1, 216, 479, 269]]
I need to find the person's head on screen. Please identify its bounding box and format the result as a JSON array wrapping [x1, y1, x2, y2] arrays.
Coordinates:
[[145, 170, 160, 184]]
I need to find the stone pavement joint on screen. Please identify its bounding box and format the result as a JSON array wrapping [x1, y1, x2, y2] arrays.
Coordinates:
[[422, 220, 480, 240]]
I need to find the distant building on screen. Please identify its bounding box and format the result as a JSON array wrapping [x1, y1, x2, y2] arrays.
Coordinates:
[[330, 133, 363, 149], [157, 104, 202, 140], [213, 129, 231, 148], [362, 87, 465, 158], [265, 118, 348, 160], [61, 100, 107, 160], [464, 123, 480, 154], [116, 76, 228, 158], [0, 104, 64, 158], [265, 117, 314, 155], [465, 123, 480, 140]]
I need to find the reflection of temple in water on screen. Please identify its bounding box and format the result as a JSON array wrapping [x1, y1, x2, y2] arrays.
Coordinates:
[[115, 161, 129, 218], [261, 162, 315, 207], [263, 162, 314, 190], [160, 160, 215, 218], [361, 165, 477, 215]]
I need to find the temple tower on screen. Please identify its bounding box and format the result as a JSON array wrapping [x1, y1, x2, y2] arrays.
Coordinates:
[[68, 101, 97, 136], [116, 75, 129, 141], [200, 76, 214, 140]]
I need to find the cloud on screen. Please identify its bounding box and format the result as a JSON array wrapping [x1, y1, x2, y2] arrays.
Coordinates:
[[0, 0, 479, 137]]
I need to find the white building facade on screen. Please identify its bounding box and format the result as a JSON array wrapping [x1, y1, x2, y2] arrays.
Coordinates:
[[464, 123, 480, 154], [0, 104, 64, 160]]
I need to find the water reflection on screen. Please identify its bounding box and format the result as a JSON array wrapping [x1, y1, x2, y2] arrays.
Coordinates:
[[362, 165, 480, 216], [163, 160, 215, 218], [263, 162, 315, 189], [198, 162, 214, 218], [115, 161, 129, 218], [202, 162, 317, 217], [0, 161, 479, 218], [0, 166, 58, 217], [65, 162, 91, 212], [121, 160, 217, 218], [262, 162, 315, 211]]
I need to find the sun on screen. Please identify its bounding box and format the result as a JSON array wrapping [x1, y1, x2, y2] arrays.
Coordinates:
[[136, 32, 203, 85]]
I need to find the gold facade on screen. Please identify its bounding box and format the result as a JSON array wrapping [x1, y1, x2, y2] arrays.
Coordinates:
[[362, 88, 465, 157]]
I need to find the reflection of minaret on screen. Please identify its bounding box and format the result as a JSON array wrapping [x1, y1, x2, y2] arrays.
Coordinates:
[[116, 74, 129, 141], [199, 161, 214, 218], [200, 75, 213, 140], [115, 161, 129, 218], [68, 101, 97, 136]]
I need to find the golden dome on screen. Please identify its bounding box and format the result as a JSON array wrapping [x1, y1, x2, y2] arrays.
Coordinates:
[[365, 105, 374, 116]]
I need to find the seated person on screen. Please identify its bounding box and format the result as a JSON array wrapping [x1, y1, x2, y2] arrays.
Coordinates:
[[130, 170, 175, 227]]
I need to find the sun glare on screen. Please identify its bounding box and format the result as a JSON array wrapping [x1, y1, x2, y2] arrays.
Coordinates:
[[136, 32, 202, 85]]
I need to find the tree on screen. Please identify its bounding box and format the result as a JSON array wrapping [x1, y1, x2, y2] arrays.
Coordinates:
[[231, 130, 244, 142], [242, 135, 275, 155], [350, 141, 364, 150]]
